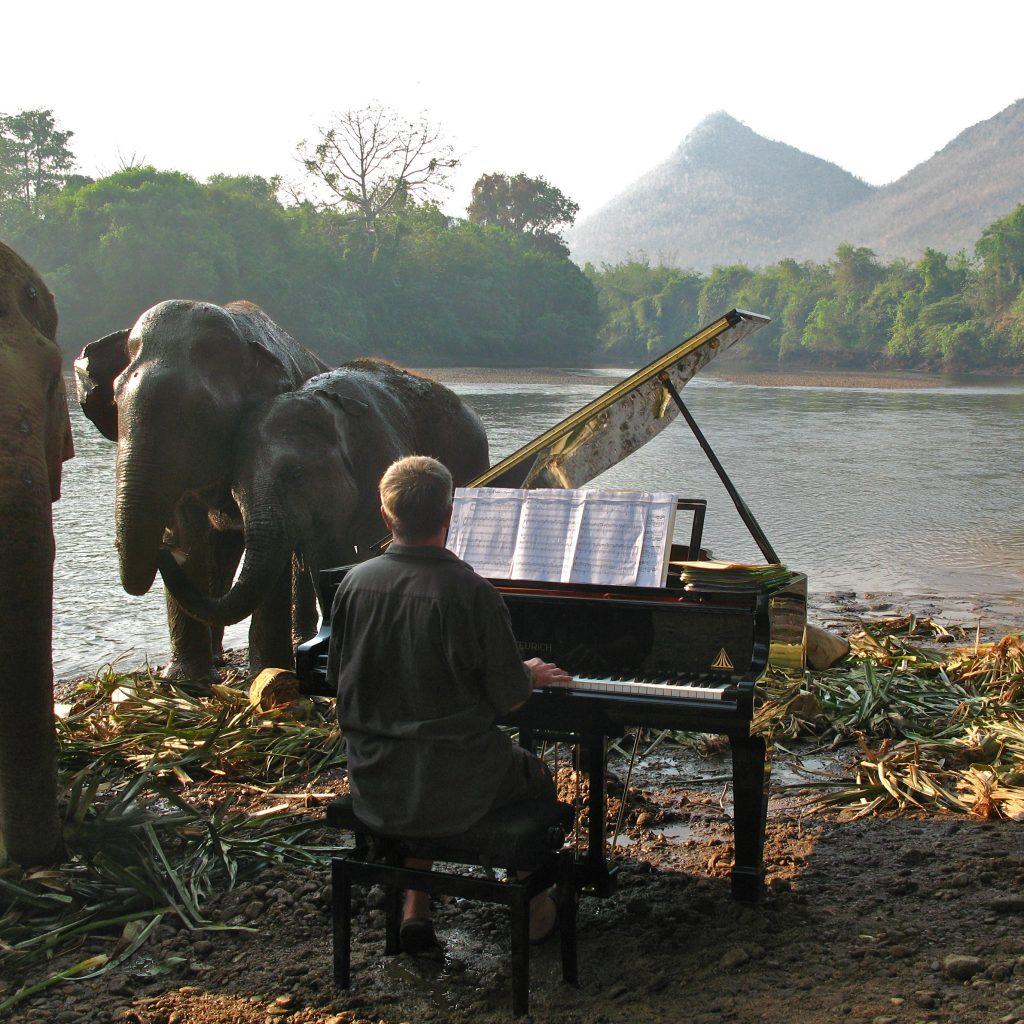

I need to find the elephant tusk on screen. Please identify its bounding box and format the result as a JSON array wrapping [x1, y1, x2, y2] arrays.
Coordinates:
[[161, 545, 188, 567]]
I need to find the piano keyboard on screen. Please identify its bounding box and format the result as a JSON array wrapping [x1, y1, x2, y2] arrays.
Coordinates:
[[540, 674, 730, 702]]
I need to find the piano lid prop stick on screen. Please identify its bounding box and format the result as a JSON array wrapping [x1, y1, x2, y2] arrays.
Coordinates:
[[657, 372, 781, 566]]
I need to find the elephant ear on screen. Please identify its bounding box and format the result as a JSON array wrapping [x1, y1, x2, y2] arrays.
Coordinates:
[[74, 329, 130, 441]]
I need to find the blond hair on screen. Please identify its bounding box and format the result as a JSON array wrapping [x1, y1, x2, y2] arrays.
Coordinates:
[[379, 456, 454, 542]]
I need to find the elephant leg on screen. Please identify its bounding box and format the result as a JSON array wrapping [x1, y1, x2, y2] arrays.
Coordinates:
[[161, 503, 218, 686], [210, 528, 244, 664], [292, 555, 319, 645], [249, 561, 295, 675]]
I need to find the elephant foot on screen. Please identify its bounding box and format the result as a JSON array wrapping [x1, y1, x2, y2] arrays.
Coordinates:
[[160, 660, 221, 693]]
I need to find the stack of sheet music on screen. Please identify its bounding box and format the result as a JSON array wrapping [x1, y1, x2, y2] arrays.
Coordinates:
[[675, 560, 792, 590]]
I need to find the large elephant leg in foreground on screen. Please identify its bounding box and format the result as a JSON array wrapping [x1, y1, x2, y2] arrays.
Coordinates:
[[0, 242, 74, 865]]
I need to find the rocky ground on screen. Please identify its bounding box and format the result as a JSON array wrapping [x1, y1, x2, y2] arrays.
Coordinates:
[[8, 741, 1024, 1024]]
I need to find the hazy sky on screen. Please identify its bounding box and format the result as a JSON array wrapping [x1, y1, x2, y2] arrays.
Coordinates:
[[4, 0, 1022, 221]]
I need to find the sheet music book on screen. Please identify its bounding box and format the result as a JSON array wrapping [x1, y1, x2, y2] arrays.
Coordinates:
[[447, 488, 677, 588]]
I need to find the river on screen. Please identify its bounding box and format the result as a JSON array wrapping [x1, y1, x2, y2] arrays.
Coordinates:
[[53, 372, 1024, 679]]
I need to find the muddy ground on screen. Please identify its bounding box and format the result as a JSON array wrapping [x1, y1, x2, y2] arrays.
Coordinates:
[[8, 737, 1024, 1024]]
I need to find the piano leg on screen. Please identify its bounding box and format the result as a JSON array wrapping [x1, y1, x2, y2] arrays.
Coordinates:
[[581, 736, 614, 896], [729, 735, 770, 903]]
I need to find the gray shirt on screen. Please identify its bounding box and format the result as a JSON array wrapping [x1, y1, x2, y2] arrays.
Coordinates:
[[328, 544, 531, 837]]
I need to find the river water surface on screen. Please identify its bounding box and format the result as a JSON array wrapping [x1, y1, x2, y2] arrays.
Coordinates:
[[53, 372, 1024, 679]]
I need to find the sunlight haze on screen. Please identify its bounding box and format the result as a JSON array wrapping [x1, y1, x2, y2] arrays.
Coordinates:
[[5, 0, 1022, 218]]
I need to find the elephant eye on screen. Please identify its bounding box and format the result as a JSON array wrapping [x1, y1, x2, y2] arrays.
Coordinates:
[[24, 284, 38, 302]]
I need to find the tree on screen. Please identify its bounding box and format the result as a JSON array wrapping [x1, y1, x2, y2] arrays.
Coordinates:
[[467, 173, 579, 253], [0, 109, 75, 213], [296, 105, 458, 242]]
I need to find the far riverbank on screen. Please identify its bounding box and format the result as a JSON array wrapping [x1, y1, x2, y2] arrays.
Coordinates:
[[418, 366, 1014, 389]]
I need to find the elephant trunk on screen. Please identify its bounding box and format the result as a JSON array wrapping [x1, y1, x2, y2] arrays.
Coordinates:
[[115, 443, 180, 596], [159, 501, 290, 627]]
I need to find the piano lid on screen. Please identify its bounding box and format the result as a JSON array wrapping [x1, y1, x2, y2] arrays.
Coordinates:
[[469, 309, 769, 491]]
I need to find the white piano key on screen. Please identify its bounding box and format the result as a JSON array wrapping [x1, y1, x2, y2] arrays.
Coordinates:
[[548, 675, 729, 702]]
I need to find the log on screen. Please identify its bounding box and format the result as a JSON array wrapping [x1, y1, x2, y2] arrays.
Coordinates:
[[249, 667, 300, 711], [805, 624, 851, 670]]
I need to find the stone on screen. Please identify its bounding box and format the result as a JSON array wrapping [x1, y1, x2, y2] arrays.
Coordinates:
[[943, 954, 984, 981], [249, 668, 300, 711], [805, 624, 851, 669], [992, 895, 1024, 914], [899, 846, 930, 866], [366, 885, 387, 909], [244, 901, 266, 921], [720, 947, 750, 970]]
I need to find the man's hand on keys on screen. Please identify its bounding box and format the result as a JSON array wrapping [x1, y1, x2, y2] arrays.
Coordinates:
[[524, 657, 572, 689]]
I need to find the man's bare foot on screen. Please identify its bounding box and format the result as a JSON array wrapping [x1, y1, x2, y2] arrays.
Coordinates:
[[529, 890, 557, 943]]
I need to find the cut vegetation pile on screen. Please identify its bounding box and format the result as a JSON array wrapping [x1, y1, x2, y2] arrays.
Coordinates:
[[757, 616, 1024, 819], [0, 669, 344, 1012]]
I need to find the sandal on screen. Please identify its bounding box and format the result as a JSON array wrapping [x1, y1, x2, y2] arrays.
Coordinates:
[[529, 892, 558, 945], [399, 916, 441, 955]]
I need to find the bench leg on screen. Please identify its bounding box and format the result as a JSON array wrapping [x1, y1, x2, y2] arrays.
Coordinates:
[[384, 880, 402, 956], [332, 859, 352, 987], [557, 852, 578, 986], [510, 891, 530, 1017]]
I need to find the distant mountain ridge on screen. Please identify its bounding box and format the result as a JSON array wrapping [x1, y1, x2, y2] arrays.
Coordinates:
[[569, 100, 1024, 269]]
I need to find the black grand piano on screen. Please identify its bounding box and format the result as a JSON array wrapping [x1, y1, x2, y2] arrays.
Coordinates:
[[297, 309, 807, 903]]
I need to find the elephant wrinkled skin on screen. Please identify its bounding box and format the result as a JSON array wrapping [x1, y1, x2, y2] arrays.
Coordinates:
[[158, 359, 489, 629], [0, 241, 74, 865], [75, 300, 329, 683]]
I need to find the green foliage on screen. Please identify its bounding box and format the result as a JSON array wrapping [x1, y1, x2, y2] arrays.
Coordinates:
[[589, 207, 1024, 372], [0, 109, 75, 214], [0, 164, 597, 364], [467, 172, 579, 256]]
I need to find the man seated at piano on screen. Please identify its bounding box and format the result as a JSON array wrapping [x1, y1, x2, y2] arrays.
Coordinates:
[[327, 455, 572, 952]]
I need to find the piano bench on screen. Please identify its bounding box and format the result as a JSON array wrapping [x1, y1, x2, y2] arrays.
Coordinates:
[[326, 795, 578, 1017]]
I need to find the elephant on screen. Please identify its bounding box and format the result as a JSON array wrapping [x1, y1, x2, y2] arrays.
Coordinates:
[[0, 241, 74, 865], [156, 359, 489, 632], [74, 300, 330, 683]]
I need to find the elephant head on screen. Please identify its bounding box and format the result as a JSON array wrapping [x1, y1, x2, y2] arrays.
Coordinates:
[[157, 361, 490, 629], [0, 241, 74, 865], [158, 383, 380, 626], [75, 301, 297, 596]]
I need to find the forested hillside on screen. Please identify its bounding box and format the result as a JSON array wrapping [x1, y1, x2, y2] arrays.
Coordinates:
[[570, 100, 1024, 270], [802, 98, 1024, 262]]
